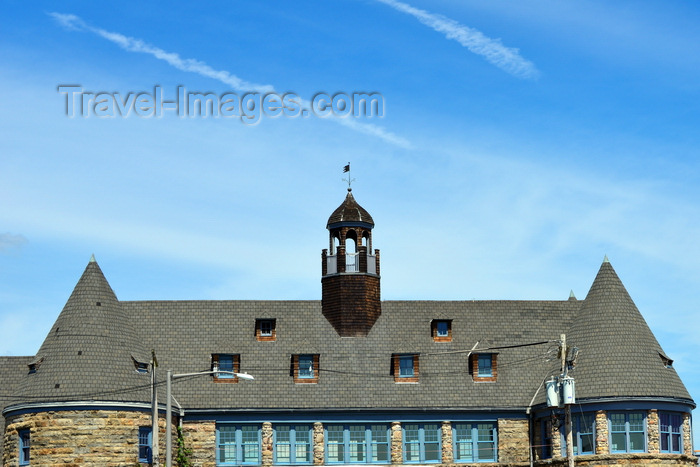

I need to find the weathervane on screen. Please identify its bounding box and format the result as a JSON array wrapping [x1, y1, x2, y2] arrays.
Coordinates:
[[342, 162, 355, 190]]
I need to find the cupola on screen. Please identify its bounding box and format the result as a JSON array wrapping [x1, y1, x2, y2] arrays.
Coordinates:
[[321, 188, 381, 337]]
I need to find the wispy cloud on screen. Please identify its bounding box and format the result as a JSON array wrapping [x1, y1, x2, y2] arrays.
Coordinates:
[[0, 233, 28, 253], [373, 0, 540, 80], [48, 12, 411, 149]]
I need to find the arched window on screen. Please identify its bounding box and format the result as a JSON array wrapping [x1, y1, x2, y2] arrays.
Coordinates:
[[346, 230, 358, 272]]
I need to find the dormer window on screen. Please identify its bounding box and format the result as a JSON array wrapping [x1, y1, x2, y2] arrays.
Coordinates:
[[292, 354, 319, 383], [212, 354, 241, 382], [392, 353, 419, 383], [256, 319, 276, 341], [27, 356, 44, 375], [134, 352, 150, 374], [431, 320, 452, 342], [470, 353, 497, 382], [659, 352, 673, 369]]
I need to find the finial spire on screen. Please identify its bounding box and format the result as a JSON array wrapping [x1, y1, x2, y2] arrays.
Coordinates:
[[342, 162, 355, 191], [89, 253, 96, 263], [603, 254, 609, 263]]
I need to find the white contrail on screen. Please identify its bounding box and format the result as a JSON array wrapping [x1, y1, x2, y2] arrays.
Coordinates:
[[373, 0, 540, 79], [49, 12, 411, 149]]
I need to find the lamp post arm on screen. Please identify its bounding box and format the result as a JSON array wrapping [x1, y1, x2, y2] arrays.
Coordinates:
[[165, 369, 254, 467]]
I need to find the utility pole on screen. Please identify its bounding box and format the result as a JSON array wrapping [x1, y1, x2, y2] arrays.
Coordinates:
[[151, 350, 159, 465], [560, 334, 574, 467]]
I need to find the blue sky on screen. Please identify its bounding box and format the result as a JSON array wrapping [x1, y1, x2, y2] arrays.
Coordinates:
[[2, 0, 700, 437]]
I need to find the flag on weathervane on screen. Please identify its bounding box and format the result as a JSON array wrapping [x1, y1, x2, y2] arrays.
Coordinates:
[[343, 164, 350, 173]]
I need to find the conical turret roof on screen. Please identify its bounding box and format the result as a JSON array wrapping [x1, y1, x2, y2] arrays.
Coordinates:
[[327, 189, 374, 228], [567, 260, 692, 403], [13, 258, 152, 404]]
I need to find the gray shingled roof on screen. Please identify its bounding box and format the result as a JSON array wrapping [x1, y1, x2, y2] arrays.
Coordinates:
[[565, 260, 692, 402], [5, 258, 693, 417], [0, 356, 34, 458], [327, 190, 374, 227], [121, 299, 579, 411], [11, 260, 153, 404]]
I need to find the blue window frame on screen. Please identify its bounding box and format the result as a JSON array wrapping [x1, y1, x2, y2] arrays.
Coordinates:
[[399, 356, 415, 377], [540, 420, 552, 459], [561, 414, 595, 455], [19, 429, 30, 466], [275, 425, 312, 464], [660, 413, 682, 453], [217, 424, 260, 465], [325, 424, 390, 464], [477, 355, 492, 377], [298, 355, 314, 379], [138, 427, 152, 463], [403, 423, 440, 463], [609, 412, 645, 453], [453, 423, 497, 462]]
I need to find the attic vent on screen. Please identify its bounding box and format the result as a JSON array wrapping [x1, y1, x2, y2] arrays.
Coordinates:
[[96, 302, 101, 306], [659, 352, 673, 369], [77, 351, 82, 356], [54, 383, 60, 389]]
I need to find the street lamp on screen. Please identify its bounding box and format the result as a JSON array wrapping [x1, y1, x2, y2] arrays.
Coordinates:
[[165, 369, 254, 467]]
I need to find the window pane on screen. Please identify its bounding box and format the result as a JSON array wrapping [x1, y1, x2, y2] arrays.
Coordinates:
[[478, 355, 492, 376], [276, 426, 291, 463], [629, 432, 645, 452], [611, 433, 627, 452], [295, 425, 311, 462], [241, 426, 259, 463], [454, 424, 474, 462], [580, 434, 594, 454], [478, 443, 495, 461], [477, 424, 495, 461], [628, 413, 644, 432], [404, 424, 419, 442], [404, 424, 420, 461], [371, 425, 389, 462], [299, 355, 314, 378], [436, 321, 448, 336], [219, 426, 237, 463], [672, 434, 681, 452], [610, 414, 626, 432], [399, 356, 414, 377], [327, 425, 344, 463], [218, 355, 235, 378], [349, 425, 366, 462]]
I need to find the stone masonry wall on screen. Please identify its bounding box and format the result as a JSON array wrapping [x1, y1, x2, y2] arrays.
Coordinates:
[[440, 421, 453, 464], [181, 420, 216, 467], [533, 453, 697, 466], [498, 418, 529, 463], [3, 409, 173, 467], [594, 410, 608, 454], [647, 409, 660, 454], [682, 412, 693, 456]]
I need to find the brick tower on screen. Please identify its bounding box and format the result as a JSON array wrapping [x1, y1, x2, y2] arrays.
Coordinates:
[[321, 188, 381, 337]]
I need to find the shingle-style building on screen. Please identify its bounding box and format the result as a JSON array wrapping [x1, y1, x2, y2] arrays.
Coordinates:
[[1, 189, 696, 466]]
